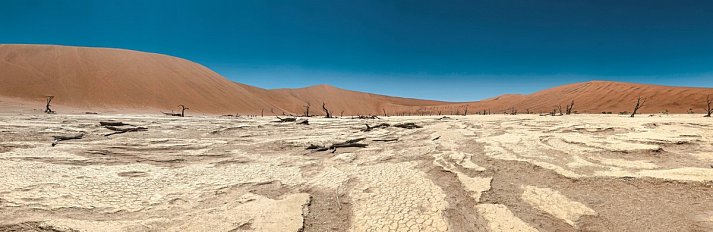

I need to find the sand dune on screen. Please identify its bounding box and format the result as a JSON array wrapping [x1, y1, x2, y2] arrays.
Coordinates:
[[1, 44, 712, 115], [457, 81, 713, 114]]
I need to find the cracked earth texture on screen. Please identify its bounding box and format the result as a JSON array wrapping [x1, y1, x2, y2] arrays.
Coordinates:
[[1, 113, 713, 231]]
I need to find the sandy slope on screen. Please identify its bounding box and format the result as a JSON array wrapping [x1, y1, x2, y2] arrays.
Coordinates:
[[0, 44, 444, 115], [455, 81, 713, 114], [1, 44, 712, 116]]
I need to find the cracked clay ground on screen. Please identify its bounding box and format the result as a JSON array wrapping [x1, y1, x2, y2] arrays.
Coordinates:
[[1, 113, 713, 231]]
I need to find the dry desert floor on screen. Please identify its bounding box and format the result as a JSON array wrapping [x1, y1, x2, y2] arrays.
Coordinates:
[[1, 113, 713, 231]]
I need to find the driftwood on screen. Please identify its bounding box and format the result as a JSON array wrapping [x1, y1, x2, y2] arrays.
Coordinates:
[[437, 116, 451, 120], [274, 116, 297, 123], [373, 138, 398, 142], [51, 133, 85, 147], [307, 138, 368, 152], [297, 119, 310, 125], [104, 126, 148, 137], [99, 121, 133, 127], [362, 123, 390, 132], [394, 123, 422, 129], [432, 136, 441, 141]]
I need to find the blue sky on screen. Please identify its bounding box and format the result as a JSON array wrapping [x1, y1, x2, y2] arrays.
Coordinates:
[[2, 0, 713, 101]]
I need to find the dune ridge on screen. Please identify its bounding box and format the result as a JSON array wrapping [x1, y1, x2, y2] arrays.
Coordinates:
[[1, 44, 712, 115]]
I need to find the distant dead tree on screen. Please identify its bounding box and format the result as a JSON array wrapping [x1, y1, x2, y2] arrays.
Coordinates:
[[340, 110, 344, 118], [44, 96, 55, 114], [303, 103, 311, 117], [383, 108, 387, 117], [688, 108, 695, 114], [526, 108, 531, 114], [555, 104, 563, 116], [565, 100, 575, 115], [463, 106, 468, 116], [322, 102, 332, 118], [630, 96, 647, 118], [261, 108, 264, 117], [178, 105, 189, 117], [705, 95, 712, 117]]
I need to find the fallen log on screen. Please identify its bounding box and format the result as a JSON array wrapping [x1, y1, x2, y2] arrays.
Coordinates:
[[307, 138, 368, 152], [104, 126, 148, 137], [297, 119, 310, 125], [362, 123, 390, 132], [52, 133, 85, 147], [274, 116, 297, 123], [99, 121, 133, 127], [373, 138, 398, 142], [394, 122, 422, 129]]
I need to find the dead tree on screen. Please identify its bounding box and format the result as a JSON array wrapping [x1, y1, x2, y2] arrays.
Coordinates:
[[178, 105, 189, 117], [555, 105, 563, 116], [565, 100, 575, 115], [303, 103, 311, 117], [705, 95, 712, 117], [261, 108, 264, 117], [463, 106, 468, 116], [44, 96, 55, 114], [340, 111, 344, 118], [322, 102, 332, 118], [630, 96, 647, 118], [383, 109, 387, 117]]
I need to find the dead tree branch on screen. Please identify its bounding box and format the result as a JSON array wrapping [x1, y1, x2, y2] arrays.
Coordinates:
[[394, 122, 422, 129], [99, 121, 133, 127], [51, 133, 84, 147], [274, 116, 297, 123], [362, 123, 390, 132], [104, 126, 148, 137]]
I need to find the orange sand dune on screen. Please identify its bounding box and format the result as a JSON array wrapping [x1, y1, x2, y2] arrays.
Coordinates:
[[1, 44, 712, 115], [448, 81, 713, 115]]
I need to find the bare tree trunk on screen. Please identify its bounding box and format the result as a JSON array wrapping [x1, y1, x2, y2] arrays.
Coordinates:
[[261, 108, 264, 117], [178, 105, 189, 117], [383, 108, 387, 117], [630, 96, 647, 117], [565, 100, 575, 115], [322, 102, 332, 118], [705, 95, 712, 117], [304, 103, 311, 117], [463, 106, 468, 116], [44, 96, 55, 114]]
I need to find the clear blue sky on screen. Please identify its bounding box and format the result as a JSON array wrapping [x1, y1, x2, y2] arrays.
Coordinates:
[[2, 0, 713, 101]]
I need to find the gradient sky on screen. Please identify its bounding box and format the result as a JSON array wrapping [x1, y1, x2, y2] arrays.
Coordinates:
[[2, 0, 713, 101]]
